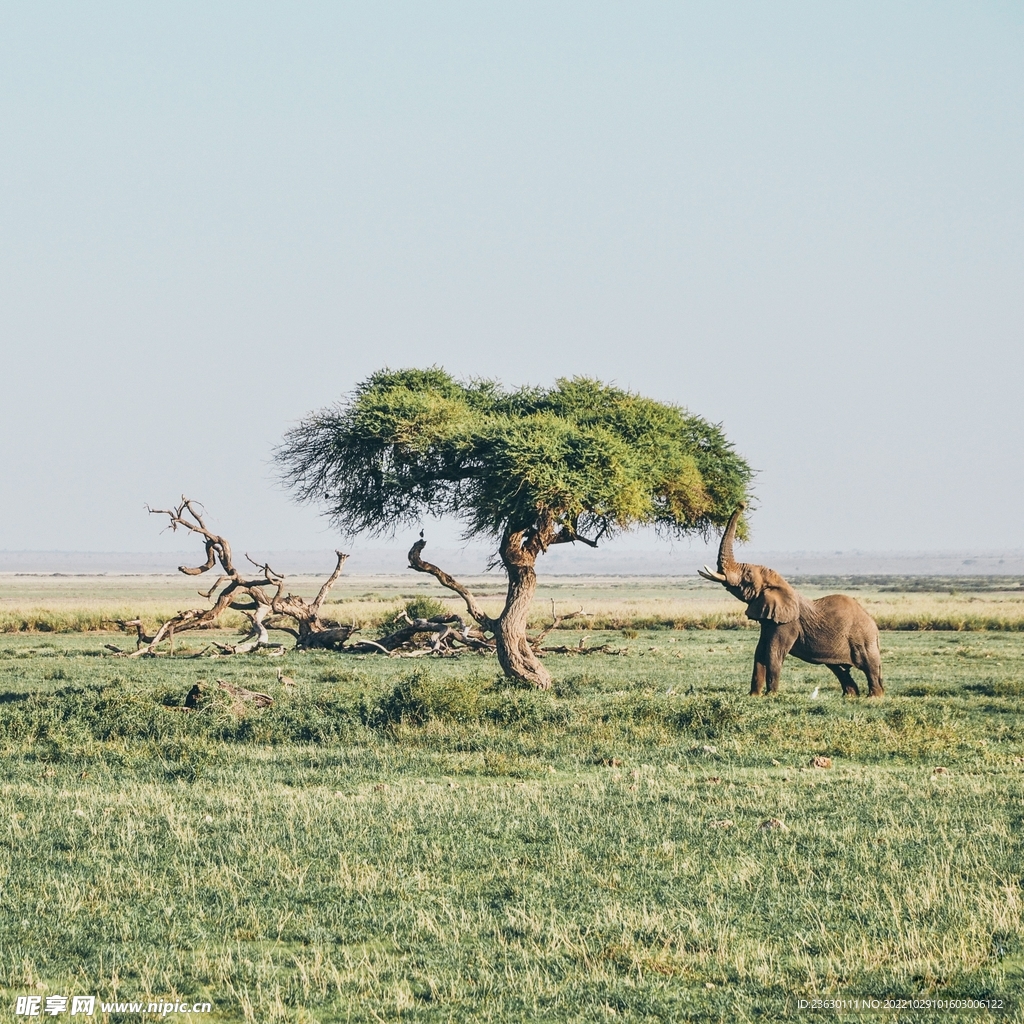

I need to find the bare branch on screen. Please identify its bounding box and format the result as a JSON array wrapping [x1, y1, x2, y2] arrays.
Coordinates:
[[178, 541, 218, 575], [408, 537, 494, 629], [530, 601, 590, 649], [310, 551, 349, 613], [245, 552, 286, 583], [350, 638, 395, 655], [550, 527, 599, 548], [199, 575, 231, 600], [148, 497, 235, 575], [373, 612, 459, 652], [119, 499, 354, 657]]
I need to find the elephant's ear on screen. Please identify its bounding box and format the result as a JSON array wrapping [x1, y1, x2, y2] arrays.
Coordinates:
[[745, 573, 800, 624]]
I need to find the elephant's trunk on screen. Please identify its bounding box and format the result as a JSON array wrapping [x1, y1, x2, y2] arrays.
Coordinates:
[[717, 504, 745, 580]]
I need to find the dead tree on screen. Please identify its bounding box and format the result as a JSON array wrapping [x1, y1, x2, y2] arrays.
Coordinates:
[[122, 498, 352, 657], [347, 608, 496, 657], [529, 600, 589, 650]]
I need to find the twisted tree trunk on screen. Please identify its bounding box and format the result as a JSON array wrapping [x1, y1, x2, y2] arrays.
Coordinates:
[[407, 514, 598, 689], [495, 531, 551, 689]]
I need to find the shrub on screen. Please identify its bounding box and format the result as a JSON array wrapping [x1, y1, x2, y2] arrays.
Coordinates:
[[616, 693, 742, 738], [367, 671, 484, 728], [484, 690, 544, 729], [376, 597, 448, 638], [668, 695, 742, 737]]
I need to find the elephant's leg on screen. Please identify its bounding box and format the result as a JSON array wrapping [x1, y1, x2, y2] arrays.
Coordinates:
[[749, 631, 771, 695], [761, 630, 790, 696], [765, 648, 788, 693], [750, 659, 767, 695], [857, 644, 884, 697], [827, 664, 860, 697]]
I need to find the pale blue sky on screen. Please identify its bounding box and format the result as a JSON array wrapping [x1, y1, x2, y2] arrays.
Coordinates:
[[1, 3, 1022, 558]]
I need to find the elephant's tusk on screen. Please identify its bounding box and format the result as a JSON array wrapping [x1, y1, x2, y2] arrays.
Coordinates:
[[699, 565, 727, 582]]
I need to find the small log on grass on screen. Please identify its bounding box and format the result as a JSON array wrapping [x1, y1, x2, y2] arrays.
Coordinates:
[[182, 680, 274, 711]]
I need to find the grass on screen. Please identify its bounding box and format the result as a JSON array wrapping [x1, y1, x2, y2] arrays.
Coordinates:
[[1, 626, 1023, 1022], [4, 574, 1024, 634]]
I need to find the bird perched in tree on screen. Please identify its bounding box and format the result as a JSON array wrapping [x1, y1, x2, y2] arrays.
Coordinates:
[[277, 668, 296, 689], [810, 687, 820, 700]]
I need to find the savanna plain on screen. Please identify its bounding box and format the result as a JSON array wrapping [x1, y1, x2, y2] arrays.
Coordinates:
[[2, 575, 1023, 1022]]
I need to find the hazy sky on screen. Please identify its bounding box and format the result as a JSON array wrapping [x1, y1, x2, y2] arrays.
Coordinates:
[[2, 2, 1022, 559]]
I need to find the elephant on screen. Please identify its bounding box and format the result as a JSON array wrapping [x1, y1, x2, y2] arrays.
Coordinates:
[[698, 505, 883, 697]]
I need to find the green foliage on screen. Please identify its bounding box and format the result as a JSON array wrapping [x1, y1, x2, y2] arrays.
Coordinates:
[[276, 368, 753, 543], [608, 692, 742, 740], [0, 682, 365, 750], [367, 670, 485, 727], [402, 595, 448, 621], [366, 671, 560, 732], [376, 595, 447, 638]]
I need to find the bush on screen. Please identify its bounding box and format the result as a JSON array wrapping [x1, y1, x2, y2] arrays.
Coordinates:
[[484, 690, 544, 729], [668, 695, 742, 737], [367, 671, 484, 728], [615, 693, 742, 738], [376, 597, 448, 638], [0, 683, 364, 749]]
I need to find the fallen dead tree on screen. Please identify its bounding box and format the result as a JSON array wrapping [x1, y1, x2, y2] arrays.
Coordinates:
[[112, 498, 353, 657], [110, 500, 610, 661], [348, 607, 496, 657]]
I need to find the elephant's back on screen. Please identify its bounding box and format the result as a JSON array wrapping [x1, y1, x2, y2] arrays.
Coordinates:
[[812, 594, 879, 640]]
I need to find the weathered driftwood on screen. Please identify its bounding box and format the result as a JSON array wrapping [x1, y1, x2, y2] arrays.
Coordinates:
[[121, 497, 350, 657]]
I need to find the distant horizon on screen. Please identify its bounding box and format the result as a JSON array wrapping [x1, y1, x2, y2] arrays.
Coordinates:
[[4, 544, 1024, 556], [4, 544, 1023, 578]]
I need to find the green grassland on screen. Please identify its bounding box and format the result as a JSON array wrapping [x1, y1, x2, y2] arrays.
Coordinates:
[[3, 573, 1024, 635], [1, 616, 1023, 1022]]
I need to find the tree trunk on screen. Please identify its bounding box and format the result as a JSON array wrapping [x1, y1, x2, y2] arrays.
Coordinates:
[[495, 532, 552, 689], [294, 622, 355, 650], [407, 534, 550, 688]]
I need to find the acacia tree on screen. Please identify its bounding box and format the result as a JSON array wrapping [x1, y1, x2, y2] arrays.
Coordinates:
[[276, 369, 752, 688]]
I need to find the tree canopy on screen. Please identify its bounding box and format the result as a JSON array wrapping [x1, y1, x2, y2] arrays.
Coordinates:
[[276, 368, 753, 545]]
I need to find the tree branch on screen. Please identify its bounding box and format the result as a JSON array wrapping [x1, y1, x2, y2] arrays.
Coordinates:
[[310, 551, 349, 613], [529, 600, 590, 649], [407, 537, 495, 630], [550, 527, 599, 548]]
